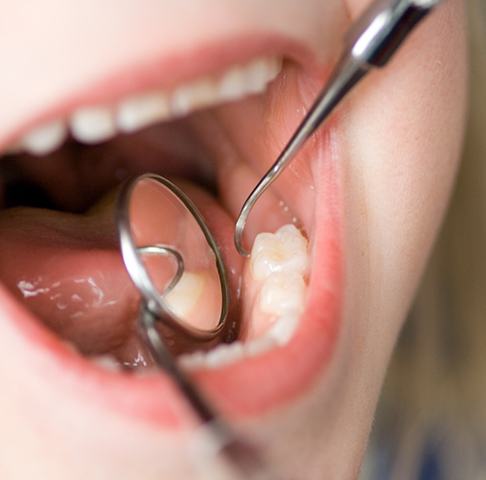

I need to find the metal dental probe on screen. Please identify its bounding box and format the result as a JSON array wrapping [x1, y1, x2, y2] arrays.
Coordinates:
[[234, 0, 444, 257]]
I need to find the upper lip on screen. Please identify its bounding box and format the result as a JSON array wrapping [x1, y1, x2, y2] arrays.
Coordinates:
[[0, 31, 342, 428]]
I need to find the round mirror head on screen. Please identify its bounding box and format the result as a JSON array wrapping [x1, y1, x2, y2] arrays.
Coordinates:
[[117, 174, 229, 343]]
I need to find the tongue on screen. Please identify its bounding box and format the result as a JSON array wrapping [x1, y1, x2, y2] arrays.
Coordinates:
[[0, 180, 243, 364], [0, 206, 140, 358]]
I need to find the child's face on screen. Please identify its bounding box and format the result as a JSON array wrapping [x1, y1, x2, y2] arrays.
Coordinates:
[[0, 0, 467, 478]]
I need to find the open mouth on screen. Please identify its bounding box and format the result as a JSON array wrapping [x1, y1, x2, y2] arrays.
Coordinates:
[[0, 34, 342, 427]]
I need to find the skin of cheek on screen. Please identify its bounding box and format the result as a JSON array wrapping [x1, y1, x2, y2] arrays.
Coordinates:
[[343, 0, 467, 371], [335, 0, 467, 476], [233, 2, 468, 480]]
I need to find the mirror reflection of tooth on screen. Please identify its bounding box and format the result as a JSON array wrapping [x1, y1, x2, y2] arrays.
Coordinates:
[[259, 272, 306, 317], [164, 271, 205, 319]]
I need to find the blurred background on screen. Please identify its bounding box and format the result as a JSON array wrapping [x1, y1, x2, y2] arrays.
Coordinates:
[[361, 1, 486, 478]]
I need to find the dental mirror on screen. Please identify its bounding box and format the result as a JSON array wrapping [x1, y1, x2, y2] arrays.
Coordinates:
[[116, 173, 231, 352]]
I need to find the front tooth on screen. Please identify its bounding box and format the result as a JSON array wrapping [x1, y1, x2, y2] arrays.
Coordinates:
[[259, 272, 306, 317], [251, 224, 309, 281], [170, 78, 217, 117], [20, 120, 67, 156], [70, 106, 116, 144], [116, 92, 170, 133], [164, 271, 204, 319]]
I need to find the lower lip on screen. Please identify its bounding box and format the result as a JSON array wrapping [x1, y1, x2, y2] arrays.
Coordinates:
[[0, 129, 342, 430]]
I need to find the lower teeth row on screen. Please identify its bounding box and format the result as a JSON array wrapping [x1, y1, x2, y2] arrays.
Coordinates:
[[89, 224, 309, 373], [178, 224, 309, 371]]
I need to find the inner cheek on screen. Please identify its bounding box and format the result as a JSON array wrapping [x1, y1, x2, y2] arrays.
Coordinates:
[[0, 64, 321, 364], [205, 61, 325, 240]]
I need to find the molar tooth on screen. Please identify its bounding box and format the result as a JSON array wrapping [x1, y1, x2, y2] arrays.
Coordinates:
[[251, 224, 309, 281], [116, 91, 170, 133], [20, 120, 67, 156], [178, 351, 207, 370], [259, 272, 306, 317], [266, 314, 299, 346], [164, 271, 205, 319], [204, 342, 245, 368], [70, 106, 116, 144], [244, 336, 276, 357]]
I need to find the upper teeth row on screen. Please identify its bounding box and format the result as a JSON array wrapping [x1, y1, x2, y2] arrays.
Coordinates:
[[12, 56, 282, 156]]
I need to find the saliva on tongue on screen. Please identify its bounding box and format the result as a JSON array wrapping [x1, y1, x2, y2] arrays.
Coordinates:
[[0, 178, 236, 370]]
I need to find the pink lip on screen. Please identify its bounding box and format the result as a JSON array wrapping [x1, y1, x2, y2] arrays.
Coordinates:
[[0, 34, 342, 428]]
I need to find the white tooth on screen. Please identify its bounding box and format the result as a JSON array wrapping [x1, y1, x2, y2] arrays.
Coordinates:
[[267, 56, 283, 80], [20, 120, 67, 156], [91, 355, 121, 372], [218, 66, 247, 102], [244, 336, 276, 357], [259, 272, 306, 317], [116, 92, 170, 133], [178, 351, 207, 370], [245, 57, 274, 94], [179, 336, 279, 371], [70, 106, 116, 144], [170, 78, 217, 117], [204, 342, 245, 368], [179, 343, 246, 371], [266, 314, 299, 346], [251, 224, 309, 281], [164, 272, 204, 319]]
